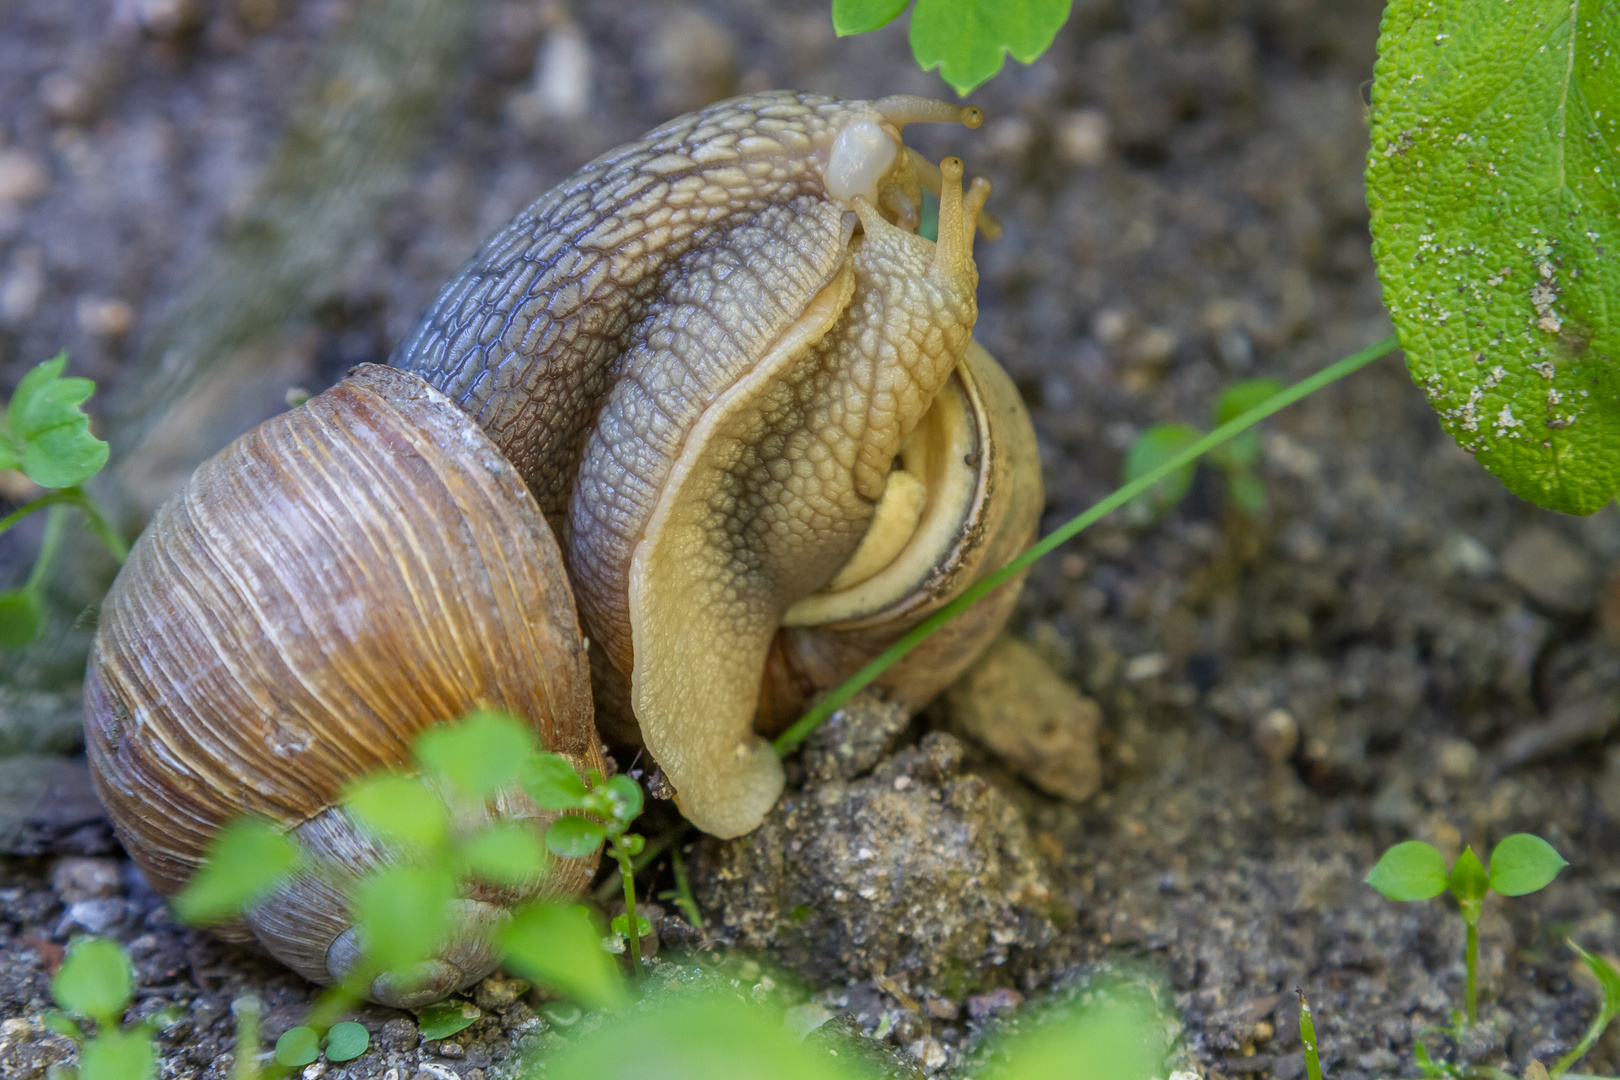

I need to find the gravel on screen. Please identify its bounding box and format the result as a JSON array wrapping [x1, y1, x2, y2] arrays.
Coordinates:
[[5, 0, 1620, 1078]]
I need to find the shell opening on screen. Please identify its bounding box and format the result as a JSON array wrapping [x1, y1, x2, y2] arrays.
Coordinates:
[[782, 371, 979, 627]]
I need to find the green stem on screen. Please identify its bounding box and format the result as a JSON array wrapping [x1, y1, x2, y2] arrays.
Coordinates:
[[592, 822, 687, 903], [230, 996, 263, 1080], [614, 837, 643, 979], [0, 486, 127, 563], [773, 333, 1401, 756], [669, 845, 704, 930], [1299, 990, 1324, 1080], [24, 506, 67, 595], [1465, 920, 1478, 1025]]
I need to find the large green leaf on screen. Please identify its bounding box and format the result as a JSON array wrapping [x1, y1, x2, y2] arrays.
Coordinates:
[[1367, 2, 1620, 514], [52, 938, 134, 1026], [171, 817, 299, 925], [910, 0, 1071, 95]]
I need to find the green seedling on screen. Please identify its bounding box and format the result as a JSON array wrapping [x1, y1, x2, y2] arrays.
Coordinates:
[[0, 353, 127, 649], [45, 936, 177, 1080], [175, 710, 634, 1077], [1367, 834, 1568, 1027], [1122, 378, 1284, 523], [1298, 989, 1325, 1080]]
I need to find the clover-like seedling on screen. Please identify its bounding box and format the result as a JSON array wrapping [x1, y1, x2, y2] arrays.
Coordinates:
[[1366, 833, 1567, 1025], [46, 935, 177, 1080], [0, 352, 127, 649], [1123, 378, 1284, 523]]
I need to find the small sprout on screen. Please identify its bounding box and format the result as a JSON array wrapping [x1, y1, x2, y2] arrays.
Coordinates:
[[1554, 940, 1620, 1076], [343, 773, 451, 848], [1366, 833, 1567, 1026], [275, 1026, 321, 1068], [49, 937, 167, 1080], [323, 1020, 371, 1062], [1297, 989, 1323, 1080], [416, 999, 480, 1041], [414, 710, 537, 798], [1124, 423, 1202, 522], [1122, 378, 1285, 524], [546, 816, 608, 859]]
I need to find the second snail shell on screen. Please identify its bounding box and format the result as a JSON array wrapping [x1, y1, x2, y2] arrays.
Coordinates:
[[84, 91, 1042, 1003]]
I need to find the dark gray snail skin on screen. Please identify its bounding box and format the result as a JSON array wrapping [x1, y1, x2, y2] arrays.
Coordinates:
[[389, 89, 1039, 840]]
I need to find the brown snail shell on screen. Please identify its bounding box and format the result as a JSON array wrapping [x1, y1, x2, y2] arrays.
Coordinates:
[[85, 365, 604, 1007]]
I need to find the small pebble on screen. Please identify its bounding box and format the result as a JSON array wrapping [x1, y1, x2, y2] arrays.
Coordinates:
[[907, 1036, 947, 1070], [1253, 709, 1299, 764], [1501, 526, 1596, 613], [55, 897, 129, 938], [76, 296, 135, 337], [965, 988, 1023, 1020], [1436, 737, 1479, 781], [51, 857, 123, 905], [1056, 109, 1110, 165], [472, 973, 529, 1011], [377, 1017, 418, 1052], [0, 152, 49, 204]]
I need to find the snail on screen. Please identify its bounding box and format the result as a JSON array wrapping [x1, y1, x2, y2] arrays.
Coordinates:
[[83, 91, 1042, 1005]]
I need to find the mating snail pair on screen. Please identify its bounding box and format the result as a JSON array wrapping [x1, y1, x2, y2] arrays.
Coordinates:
[[83, 91, 1043, 1005]]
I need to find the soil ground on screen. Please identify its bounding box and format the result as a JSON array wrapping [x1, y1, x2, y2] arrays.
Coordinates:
[[4, 1, 1620, 1078]]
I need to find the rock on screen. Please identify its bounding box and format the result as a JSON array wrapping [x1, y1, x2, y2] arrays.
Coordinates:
[[50, 858, 123, 905], [799, 691, 910, 783], [377, 1017, 419, 1052], [1056, 109, 1110, 166], [0, 152, 49, 204], [966, 987, 1023, 1020], [1501, 526, 1596, 613], [946, 636, 1102, 802], [1252, 708, 1299, 764], [473, 973, 530, 1012], [55, 897, 131, 938], [1, 756, 117, 857], [692, 732, 1056, 989], [1436, 737, 1480, 780]]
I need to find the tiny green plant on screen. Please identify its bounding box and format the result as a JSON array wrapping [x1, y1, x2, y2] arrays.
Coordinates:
[[1122, 378, 1284, 522], [0, 353, 128, 648], [173, 710, 638, 1077], [1367, 834, 1568, 1028], [44, 936, 176, 1080], [1297, 989, 1324, 1080]]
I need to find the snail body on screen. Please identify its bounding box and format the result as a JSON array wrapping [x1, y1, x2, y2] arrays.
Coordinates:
[[85, 91, 1041, 1003]]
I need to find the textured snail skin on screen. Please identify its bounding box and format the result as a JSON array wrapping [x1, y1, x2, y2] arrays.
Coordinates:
[[86, 365, 604, 1006], [392, 90, 1004, 838]]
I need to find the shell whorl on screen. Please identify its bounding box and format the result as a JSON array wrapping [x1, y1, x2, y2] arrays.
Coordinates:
[[85, 365, 603, 1003]]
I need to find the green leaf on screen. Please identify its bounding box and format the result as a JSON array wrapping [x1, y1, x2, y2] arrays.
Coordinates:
[[1214, 379, 1287, 429], [323, 1020, 370, 1062], [41, 1010, 85, 1041], [910, 0, 1071, 96], [274, 1026, 320, 1067], [416, 999, 480, 1041], [1559, 939, 1620, 1076], [78, 1027, 157, 1080], [1123, 423, 1202, 521], [1209, 378, 1284, 471], [413, 711, 537, 800], [0, 589, 44, 649], [546, 816, 607, 859], [5, 354, 111, 490], [53, 937, 134, 1026], [1448, 846, 1489, 924], [351, 865, 456, 972], [523, 752, 591, 810], [1366, 840, 1449, 901], [1488, 833, 1569, 896], [172, 818, 299, 925], [459, 823, 547, 885], [497, 903, 629, 1012], [602, 774, 644, 824], [543, 993, 871, 1080], [610, 913, 652, 939], [1223, 468, 1269, 515], [832, 0, 910, 35], [974, 981, 1170, 1080], [1367, 2, 1620, 514], [343, 773, 449, 849]]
